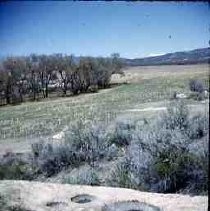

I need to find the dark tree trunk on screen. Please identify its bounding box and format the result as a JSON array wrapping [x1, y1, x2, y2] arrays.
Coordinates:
[[33, 88, 36, 101], [6, 82, 11, 104], [19, 88, 23, 102], [45, 83, 48, 98], [63, 81, 67, 96], [31, 81, 36, 101]]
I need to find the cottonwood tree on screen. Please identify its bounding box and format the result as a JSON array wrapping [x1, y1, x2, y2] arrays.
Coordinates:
[[78, 57, 96, 92], [111, 53, 124, 74], [26, 54, 41, 101], [2, 57, 27, 104], [56, 54, 76, 96], [38, 55, 57, 98], [0, 66, 8, 105], [0, 53, 123, 105]]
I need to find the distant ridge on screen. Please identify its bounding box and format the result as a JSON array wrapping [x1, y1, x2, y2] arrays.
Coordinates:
[[1, 48, 209, 66], [123, 47, 210, 66]]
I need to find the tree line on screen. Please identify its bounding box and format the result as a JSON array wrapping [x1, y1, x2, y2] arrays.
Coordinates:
[[0, 53, 123, 105]]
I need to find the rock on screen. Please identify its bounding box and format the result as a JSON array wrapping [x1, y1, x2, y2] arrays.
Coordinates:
[[204, 90, 208, 98], [0, 180, 207, 211], [52, 131, 65, 140], [176, 93, 187, 99]]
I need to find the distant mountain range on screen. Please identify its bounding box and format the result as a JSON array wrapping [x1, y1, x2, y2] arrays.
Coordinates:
[[123, 47, 210, 66], [0, 48, 209, 66]]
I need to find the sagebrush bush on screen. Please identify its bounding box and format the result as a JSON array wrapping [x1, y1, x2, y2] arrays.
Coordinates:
[[153, 149, 196, 193], [187, 114, 209, 139], [188, 92, 206, 101], [109, 102, 208, 194], [63, 166, 100, 186], [64, 122, 109, 165], [107, 158, 135, 189], [0, 152, 34, 180], [31, 122, 112, 176], [1, 101, 207, 195], [31, 141, 75, 176], [160, 100, 189, 131], [111, 131, 208, 193], [189, 79, 205, 93], [106, 143, 120, 161], [108, 120, 135, 147]]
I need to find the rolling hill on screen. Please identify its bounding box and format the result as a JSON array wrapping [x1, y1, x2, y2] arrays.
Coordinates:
[[123, 47, 210, 66], [1, 48, 209, 67]]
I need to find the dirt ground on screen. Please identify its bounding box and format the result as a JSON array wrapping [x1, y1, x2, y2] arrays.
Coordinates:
[[0, 180, 208, 211], [111, 64, 209, 83]]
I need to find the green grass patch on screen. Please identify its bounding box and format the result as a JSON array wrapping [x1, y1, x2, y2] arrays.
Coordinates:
[[0, 72, 207, 141]]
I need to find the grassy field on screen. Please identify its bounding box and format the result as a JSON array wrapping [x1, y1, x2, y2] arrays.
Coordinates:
[[0, 64, 209, 154]]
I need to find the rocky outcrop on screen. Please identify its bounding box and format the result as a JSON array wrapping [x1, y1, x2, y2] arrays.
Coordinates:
[[0, 180, 207, 211]]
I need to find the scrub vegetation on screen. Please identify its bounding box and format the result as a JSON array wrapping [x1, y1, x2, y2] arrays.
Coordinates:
[[0, 100, 208, 195], [0, 64, 208, 196]]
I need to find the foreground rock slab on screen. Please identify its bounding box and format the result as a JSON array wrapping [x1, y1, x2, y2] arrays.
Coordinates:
[[0, 180, 207, 211]]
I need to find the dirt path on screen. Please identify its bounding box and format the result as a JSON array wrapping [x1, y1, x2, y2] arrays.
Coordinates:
[[125, 100, 209, 113], [127, 107, 167, 112]]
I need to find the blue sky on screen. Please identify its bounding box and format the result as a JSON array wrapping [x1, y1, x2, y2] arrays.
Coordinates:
[[0, 1, 209, 58]]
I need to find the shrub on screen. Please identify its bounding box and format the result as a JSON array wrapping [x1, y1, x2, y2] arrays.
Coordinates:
[[107, 158, 135, 189], [153, 149, 196, 193], [63, 166, 100, 186], [186, 135, 208, 195], [108, 120, 135, 147], [87, 85, 98, 93], [27, 102, 208, 194], [0, 152, 34, 180], [160, 100, 189, 131], [188, 92, 206, 101], [189, 79, 205, 93], [31, 141, 81, 176], [124, 127, 188, 192], [151, 111, 207, 194], [172, 91, 177, 99], [106, 143, 120, 161], [108, 102, 208, 194], [187, 114, 209, 139], [125, 129, 207, 194], [64, 122, 109, 165], [31, 122, 110, 176]]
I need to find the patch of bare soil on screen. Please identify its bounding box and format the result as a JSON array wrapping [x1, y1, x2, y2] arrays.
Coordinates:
[[0, 180, 207, 211], [117, 64, 209, 83]]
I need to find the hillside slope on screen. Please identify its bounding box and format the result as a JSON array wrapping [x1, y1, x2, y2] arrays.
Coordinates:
[[124, 48, 210, 66]]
